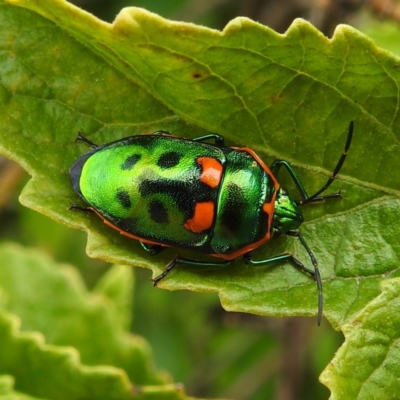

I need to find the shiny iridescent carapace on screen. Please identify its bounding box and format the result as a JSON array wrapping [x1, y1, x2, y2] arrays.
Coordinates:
[[70, 123, 353, 324]]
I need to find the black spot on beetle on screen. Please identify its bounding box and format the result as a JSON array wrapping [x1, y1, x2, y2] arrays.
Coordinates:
[[157, 151, 181, 169], [116, 217, 138, 233], [220, 184, 246, 233], [139, 177, 211, 219], [117, 188, 132, 209], [149, 200, 169, 224], [121, 154, 141, 170]]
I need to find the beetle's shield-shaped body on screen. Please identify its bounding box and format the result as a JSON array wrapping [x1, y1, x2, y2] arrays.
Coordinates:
[[70, 135, 278, 259]]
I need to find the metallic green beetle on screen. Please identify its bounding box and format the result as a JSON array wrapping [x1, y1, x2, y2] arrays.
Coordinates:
[[70, 122, 353, 324]]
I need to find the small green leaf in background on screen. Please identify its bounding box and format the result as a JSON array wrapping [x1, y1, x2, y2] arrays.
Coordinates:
[[321, 278, 400, 400], [0, 242, 192, 400], [0, 374, 46, 399], [1, 0, 400, 398]]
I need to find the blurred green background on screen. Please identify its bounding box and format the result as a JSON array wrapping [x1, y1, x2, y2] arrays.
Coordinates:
[[1, 1, 400, 399]]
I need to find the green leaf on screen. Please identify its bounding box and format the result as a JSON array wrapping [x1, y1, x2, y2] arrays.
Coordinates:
[[93, 263, 135, 330], [0, 0, 399, 328], [359, 18, 400, 57], [320, 278, 400, 400], [0, 374, 46, 399], [0, 242, 193, 400]]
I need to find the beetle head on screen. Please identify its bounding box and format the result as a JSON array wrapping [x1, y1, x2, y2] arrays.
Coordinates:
[[272, 188, 304, 233]]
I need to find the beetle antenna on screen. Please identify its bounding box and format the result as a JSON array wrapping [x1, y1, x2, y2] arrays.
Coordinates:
[[300, 121, 353, 205]]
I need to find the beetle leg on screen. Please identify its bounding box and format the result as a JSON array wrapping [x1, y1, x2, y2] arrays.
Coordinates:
[[74, 133, 98, 148], [285, 231, 323, 325], [139, 242, 165, 256], [153, 130, 172, 135], [153, 131, 225, 146], [152, 257, 233, 286], [192, 133, 225, 147], [68, 203, 94, 213], [270, 158, 341, 205], [244, 247, 323, 325], [243, 251, 315, 277], [270, 159, 310, 200], [270, 121, 353, 205]]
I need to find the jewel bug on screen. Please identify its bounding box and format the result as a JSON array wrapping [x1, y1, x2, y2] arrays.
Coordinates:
[[69, 122, 353, 324]]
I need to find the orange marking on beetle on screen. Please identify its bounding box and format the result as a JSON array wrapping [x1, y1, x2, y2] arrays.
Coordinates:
[[263, 202, 274, 216], [197, 157, 223, 188], [184, 201, 214, 233], [231, 147, 280, 190], [210, 189, 279, 260]]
